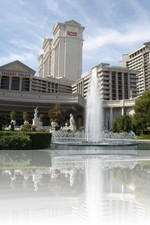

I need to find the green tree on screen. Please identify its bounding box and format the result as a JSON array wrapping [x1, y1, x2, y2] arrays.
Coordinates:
[[133, 90, 150, 131], [23, 112, 29, 121], [48, 103, 65, 124], [112, 115, 132, 132], [10, 111, 16, 120]]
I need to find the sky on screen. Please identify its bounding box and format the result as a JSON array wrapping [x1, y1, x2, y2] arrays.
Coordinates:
[[1, 0, 150, 76]]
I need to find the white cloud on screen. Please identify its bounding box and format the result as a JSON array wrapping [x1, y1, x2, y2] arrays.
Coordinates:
[[18, 0, 27, 5], [44, 0, 65, 18], [84, 25, 150, 52], [8, 40, 40, 52]]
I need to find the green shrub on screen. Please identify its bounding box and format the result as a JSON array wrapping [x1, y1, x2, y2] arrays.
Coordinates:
[[0, 131, 51, 150], [27, 132, 51, 149], [20, 124, 32, 131], [0, 134, 32, 150], [138, 134, 150, 140], [112, 115, 132, 132]]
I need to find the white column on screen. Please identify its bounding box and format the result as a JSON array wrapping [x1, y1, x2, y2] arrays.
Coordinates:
[[121, 107, 125, 115], [116, 73, 119, 100], [19, 77, 23, 91], [110, 107, 113, 129], [122, 72, 124, 99], [29, 78, 33, 92], [109, 72, 112, 100], [9, 77, 12, 90], [121, 100, 125, 115]]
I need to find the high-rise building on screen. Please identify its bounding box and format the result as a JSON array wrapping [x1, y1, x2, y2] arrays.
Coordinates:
[[120, 42, 150, 96], [38, 20, 85, 83], [72, 63, 137, 129], [72, 63, 137, 100]]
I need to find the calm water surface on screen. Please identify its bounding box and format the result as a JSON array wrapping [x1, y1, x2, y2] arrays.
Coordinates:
[[0, 144, 150, 225]]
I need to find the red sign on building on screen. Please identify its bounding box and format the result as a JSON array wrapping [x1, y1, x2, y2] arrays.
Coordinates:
[[67, 31, 77, 36]]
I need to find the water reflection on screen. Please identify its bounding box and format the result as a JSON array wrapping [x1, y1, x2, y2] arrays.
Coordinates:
[[0, 149, 150, 225]]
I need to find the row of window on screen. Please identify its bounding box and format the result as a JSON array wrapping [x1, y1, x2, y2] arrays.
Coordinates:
[[0, 76, 72, 93], [1, 76, 29, 91]]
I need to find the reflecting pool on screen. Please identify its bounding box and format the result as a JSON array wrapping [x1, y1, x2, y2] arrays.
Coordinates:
[[0, 144, 150, 225]]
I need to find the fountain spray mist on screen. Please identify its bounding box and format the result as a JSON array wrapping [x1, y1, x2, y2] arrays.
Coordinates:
[[85, 68, 103, 142]]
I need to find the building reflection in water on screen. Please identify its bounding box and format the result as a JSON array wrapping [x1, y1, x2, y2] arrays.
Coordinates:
[[0, 150, 150, 225]]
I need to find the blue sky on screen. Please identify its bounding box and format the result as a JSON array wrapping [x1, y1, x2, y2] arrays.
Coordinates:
[[1, 0, 150, 75]]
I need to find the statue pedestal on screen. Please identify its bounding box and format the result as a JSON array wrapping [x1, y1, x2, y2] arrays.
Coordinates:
[[32, 119, 38, 126], [69, 125, 76, 132], [32, 119, 43, 129]]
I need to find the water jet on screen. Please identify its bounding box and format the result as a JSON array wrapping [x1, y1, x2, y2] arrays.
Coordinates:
[[51, 68, 137, 148]]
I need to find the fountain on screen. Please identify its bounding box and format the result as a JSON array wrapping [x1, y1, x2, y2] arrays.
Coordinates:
[[51, 68, 137, 148], [85, 68, 103, 143]]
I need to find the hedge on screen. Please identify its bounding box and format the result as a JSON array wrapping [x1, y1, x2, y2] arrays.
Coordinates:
[[0, 134, 31, 150], [26, 132, 51, 149], [0, 131, 52, 150]]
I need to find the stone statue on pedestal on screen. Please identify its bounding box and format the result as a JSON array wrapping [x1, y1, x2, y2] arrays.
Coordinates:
[[34, 107, 38, 120], [32, 107, 43, 129], [69, 114, 76, 132]]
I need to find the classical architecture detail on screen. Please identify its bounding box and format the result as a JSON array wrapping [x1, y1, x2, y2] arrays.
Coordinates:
[[0, 60, 35, 92], [38, 20, 85, 83], [0, 60, 72, 94], [0, 59, 84, 126]]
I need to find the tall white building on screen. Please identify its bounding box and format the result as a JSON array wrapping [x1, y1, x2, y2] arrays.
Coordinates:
[[120, 42, 150, 96], [72, 63, 137, 100], [72, 63, 137, 129], [38, 20, 85, 83]]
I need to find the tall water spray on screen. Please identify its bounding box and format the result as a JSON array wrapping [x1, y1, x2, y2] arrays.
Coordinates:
[[85, 68, 103, 142]]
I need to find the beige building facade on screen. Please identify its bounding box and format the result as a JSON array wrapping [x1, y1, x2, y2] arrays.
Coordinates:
[[72, 63, 137, 129], [72, 63, 137, 100], [0, 60, 72, 94], [0, 60, 136, 129], [120, 42, 150, 96], [38, 20, 85, 83], [0, 60, 84, 126]]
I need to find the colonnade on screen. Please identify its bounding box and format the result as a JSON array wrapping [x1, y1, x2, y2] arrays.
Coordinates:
[[0, 75, 33, 92]]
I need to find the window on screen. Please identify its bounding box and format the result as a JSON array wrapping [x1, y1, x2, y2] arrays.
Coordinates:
[[11, 77, 19, 90], [1, 76, 9, 89]]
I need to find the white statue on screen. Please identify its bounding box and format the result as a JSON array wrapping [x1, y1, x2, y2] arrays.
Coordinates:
[[69, 113, 76, 131], [61, 114, 76, 132], [32, 107, 43, 128], [70, 114, 75, 127], [34, 107, 38, 120]]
